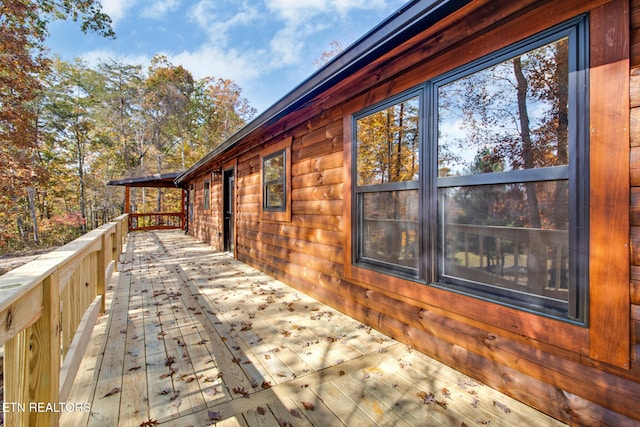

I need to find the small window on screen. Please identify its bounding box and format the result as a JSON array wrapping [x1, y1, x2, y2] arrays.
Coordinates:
[[263, 150, 286, 211], [261, 137, 292, 222], [203, 179, 210, 210]]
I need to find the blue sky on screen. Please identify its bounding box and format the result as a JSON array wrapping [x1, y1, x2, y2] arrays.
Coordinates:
[[46, 0, 408, 113]]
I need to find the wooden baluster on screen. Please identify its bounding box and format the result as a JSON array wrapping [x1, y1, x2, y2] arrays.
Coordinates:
[[5, 273, 61, 427]]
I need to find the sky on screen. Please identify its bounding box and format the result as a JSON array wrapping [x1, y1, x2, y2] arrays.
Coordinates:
[[45, 0, 409, 114]]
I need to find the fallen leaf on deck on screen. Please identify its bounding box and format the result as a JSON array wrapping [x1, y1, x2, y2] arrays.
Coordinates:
[[128, 366, 141, 371], [164, 356, 176, 366], [256, 406, 266, 415], [208, 411, 222, 421], [277, 417, 293, 427], [302, 401, 315, 411], [261, 381, 272, 389], [159, 368, 177, 379], [159, 388, 171, 395], [241, 322, 253, 331], [417, 391, 436, 405], [138, 419, 158, 426], [233, 386, 250, 398], [493, 401, 511, 413], [102, 387, 121, 398], [436, 399, 448, 409], [289, 408, 302, 419], [281, 330, 291, 337]]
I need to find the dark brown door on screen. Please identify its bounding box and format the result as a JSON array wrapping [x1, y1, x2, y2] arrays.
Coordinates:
[[223, 169, 235, 254]]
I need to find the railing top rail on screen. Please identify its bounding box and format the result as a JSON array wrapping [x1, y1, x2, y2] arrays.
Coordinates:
[[128, 211, 183, 216], [0, 218, 124, 316]]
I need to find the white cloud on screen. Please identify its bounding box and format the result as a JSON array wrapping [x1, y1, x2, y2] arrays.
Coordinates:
[[170, 45, 264, 85], [265, 0, 390, 22], [142, 0, 181, 19], [188, 1, 260, 43], [100, 0, 137, 25]]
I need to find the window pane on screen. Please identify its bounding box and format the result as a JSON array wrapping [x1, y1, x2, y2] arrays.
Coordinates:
[[360, 190, 419, 270], [438, 38, 569, 177], [356, 96, 420, 185], [440, 181, 569, 302], [204, 180, 210, 209], [266, 183, 284, 209], [264, 152, 284, 182]]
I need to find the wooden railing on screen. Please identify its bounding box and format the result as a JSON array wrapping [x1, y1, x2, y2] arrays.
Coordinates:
[[0, 214, 128, 426], [128, 212, 184, 231], [444, 223, 568, 298]]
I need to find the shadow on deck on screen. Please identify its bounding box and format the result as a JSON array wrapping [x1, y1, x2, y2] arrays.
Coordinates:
[[62, 230, 565, 427]]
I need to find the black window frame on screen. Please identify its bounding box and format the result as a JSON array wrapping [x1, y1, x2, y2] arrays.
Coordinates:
[[262, 149, 287, 212], [203, 178, 211, 210], [351, 16, 589, 324], [352, 89, 424, 279]]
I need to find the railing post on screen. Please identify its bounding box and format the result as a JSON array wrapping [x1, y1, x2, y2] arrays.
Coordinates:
[[98, 232, 106, 314], [4, 273, 61, 427]]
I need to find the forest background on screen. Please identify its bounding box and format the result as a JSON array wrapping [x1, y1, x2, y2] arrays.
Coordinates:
[[0, 1, 258, 256]]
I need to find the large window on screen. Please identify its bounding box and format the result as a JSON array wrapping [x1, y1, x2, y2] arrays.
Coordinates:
[[351, 17, 588, 322]]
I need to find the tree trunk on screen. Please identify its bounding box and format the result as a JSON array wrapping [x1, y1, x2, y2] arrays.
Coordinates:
[[27, 187, 39, 245], [513, 57, 546, 290]]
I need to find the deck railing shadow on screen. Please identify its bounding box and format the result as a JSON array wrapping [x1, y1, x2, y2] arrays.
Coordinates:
[[0, 214, 129, 426], [152, 234, 398, 424]]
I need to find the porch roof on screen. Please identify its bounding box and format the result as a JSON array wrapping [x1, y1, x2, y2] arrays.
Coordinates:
[[107, 172, 182, 188]]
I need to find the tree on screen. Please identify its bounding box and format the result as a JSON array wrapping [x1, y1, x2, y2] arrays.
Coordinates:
[[0, 0, 113, 250], [314, 40, 345, 68]]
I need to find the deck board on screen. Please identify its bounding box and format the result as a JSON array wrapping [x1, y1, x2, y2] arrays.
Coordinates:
[[61, 230, 566, 426]]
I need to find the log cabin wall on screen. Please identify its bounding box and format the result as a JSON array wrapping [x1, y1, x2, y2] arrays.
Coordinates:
[[630, 0, 640, 365], [190, 172, 222, 250], [185, 0, 640, 424]]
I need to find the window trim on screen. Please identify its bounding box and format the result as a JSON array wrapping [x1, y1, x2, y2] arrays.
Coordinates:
[[261, 136, 292, 222]]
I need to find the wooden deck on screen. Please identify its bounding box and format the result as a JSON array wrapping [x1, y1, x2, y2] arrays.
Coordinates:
[[61, 230, 565, 427]]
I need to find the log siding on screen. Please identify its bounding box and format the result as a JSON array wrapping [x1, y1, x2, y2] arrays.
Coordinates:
[[183, 0, 640, 424]]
